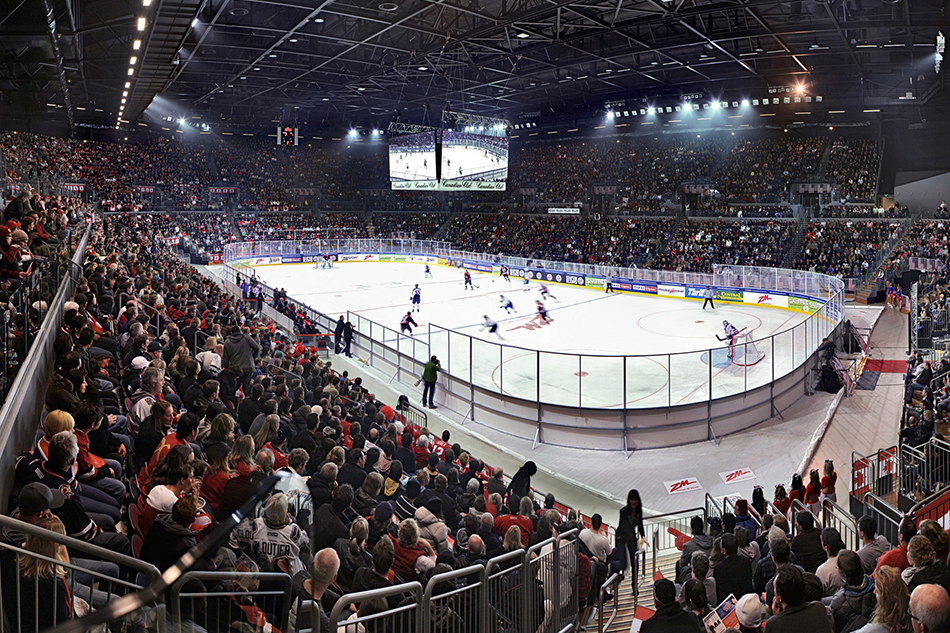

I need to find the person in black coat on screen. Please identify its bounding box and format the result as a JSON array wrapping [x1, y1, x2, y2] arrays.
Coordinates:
[[713, 533, 755, 603], [308, 462, 338, 510], [640, 578, 703, 633], [617, 488, 646, 592], [507, 460, 537, 500], [333, 316, 345, 354], [394, 433, 418, 475], [141, 497, 199, 572]]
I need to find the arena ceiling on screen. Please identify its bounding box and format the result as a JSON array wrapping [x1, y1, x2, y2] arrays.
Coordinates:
[[1, 0, 948, 135]]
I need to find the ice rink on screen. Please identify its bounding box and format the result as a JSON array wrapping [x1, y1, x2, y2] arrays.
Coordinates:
[[254, 262, 815, 408], [440, 144, 508, 180], [389, 151, 436, 182]]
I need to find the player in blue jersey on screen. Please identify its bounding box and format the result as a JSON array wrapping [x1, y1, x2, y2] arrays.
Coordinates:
[[499, 295, 515, 313]]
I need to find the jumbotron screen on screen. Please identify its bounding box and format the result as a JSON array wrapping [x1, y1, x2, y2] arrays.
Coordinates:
[[389, 132, 437, 185], [441, 130, 508, 182]]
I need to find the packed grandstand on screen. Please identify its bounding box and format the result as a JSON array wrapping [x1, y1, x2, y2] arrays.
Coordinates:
[[1, 129, 950, 633]]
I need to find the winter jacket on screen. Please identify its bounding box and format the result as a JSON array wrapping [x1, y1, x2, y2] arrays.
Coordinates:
[[735, 512, 758, 535], [828, 576, 876, 633], [222, 332, 260, 373], [679, 533, 714, 568], [141, 512, 198, 572], [414, 506, 451, 553], [902, 560, 950, 595]]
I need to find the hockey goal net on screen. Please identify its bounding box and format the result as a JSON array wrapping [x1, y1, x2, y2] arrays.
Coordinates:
[[731, 328, 766, 367]]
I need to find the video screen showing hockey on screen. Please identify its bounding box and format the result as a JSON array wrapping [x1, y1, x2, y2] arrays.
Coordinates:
[[441, 130, 508, 182], [388, 132, 437, 184]]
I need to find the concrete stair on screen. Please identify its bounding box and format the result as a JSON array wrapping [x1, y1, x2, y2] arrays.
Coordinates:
[[589, 550, 680, 632]]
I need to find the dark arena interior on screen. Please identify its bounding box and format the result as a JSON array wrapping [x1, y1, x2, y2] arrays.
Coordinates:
[[1, 0, 950, 631]]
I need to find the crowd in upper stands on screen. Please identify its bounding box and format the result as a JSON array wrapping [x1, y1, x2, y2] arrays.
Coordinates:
[[826, 139, 880, 204], [718, 137, 827, 203], [792, 220, 900, 278], [651, 219, 796, 273]]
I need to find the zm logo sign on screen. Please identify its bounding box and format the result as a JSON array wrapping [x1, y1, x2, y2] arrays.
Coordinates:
[[670, 480, 693, 492], [757, 295, 773, 304], [665, 477, 702, 494]]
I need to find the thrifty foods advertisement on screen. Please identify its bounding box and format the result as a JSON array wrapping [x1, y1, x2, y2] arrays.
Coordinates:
[[525, 270, 586, 286], [788, 296, 828, 314], [713, 289, 743, 302]]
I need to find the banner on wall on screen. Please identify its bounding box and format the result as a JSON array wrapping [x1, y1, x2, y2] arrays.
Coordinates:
[[658, 284, 686, 298], [714, 289, 743, 302], [208, 253, 224, 264], [743, 293, 789, 308]]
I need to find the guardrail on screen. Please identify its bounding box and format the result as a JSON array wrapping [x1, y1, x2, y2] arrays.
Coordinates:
[[862, 492, 902, 547], [325, 530, 582, 633]]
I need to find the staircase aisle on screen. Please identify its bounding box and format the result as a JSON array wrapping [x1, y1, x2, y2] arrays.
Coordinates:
[[782, 217, 810, 268]]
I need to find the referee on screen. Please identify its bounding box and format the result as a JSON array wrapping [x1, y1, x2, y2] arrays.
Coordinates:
[[702, 286, 715, 310]]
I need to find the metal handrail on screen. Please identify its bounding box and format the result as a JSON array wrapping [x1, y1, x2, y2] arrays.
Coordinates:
[[597, 572, 621, 633], [170, 570, 293, 633], [327, 582, 423, 633], [0, 514, 161, 580]]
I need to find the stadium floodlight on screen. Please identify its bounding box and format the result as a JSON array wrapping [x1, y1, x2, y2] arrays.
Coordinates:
[[647, 106, 655, 114], [741, 99, 750, 107], [710, 101, 720, 110], [178, 118, 186, 125], [606, 111, 615, 119]]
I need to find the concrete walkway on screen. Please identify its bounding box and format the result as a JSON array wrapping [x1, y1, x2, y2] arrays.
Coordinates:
[[807, 304, 906, 482]]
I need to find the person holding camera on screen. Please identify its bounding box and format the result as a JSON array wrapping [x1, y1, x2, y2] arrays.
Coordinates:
[[420, 355, 441, 409]]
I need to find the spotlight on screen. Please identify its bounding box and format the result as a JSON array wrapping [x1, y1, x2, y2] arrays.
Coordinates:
[[647, 106, 655, 114], [741, 99, 749, 107], [606, 111, 615, 119], [178, 118, 186, 125], [710, 101, 720, 110]]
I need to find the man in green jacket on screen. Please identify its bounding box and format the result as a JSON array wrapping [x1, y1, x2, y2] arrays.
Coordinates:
[[422, 355, 441, 409]]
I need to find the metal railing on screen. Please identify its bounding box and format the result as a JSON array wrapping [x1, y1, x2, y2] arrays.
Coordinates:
[[170, 571, 293, 633], [821, 499, 861, 552], [0, 514, 162, 633], [862, 493, 902, 547], [327, 530, 582, 633]]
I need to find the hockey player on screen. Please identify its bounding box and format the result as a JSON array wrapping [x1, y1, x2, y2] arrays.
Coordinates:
[[536, 300, 552, 324], [481, 315, 503, 339], [410, 284, 422, 312], [323, 253, 333, 269], [523, 275, 531, 291], [424, 264, 433, 278], [500, 265, 511, 282], [539, 283, 557, 302], [400, 311, 418, 335], [464, 270, 474, 290], [717, 320, 739, 360], [500, 295, 515, 313]]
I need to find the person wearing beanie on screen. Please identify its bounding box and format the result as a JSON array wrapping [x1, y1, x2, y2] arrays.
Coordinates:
[[735, 593, 765, 632], [735, 499, 757, 535], [415, 496, 450, 553], [368, 502, 398, 548], [641, 578, 703, 632]]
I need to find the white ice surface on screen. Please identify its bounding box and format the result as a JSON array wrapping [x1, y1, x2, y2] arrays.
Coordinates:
[[254, 262, 813, 408]]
